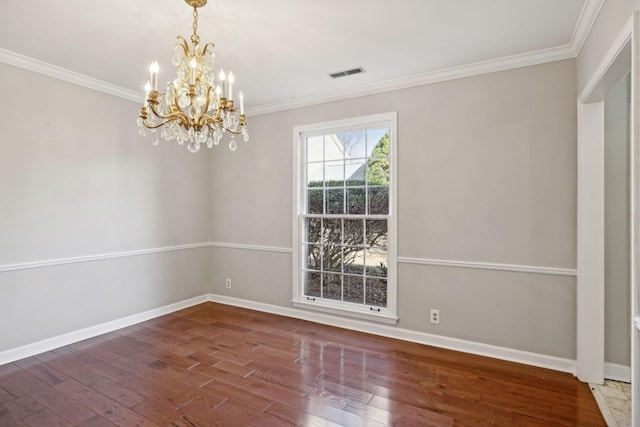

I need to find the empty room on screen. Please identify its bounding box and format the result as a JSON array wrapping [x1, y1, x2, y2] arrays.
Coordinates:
[[0, 0, 638, 425]]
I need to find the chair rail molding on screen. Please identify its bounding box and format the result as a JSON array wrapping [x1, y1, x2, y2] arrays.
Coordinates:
[[0, 243, 211, 273], [397, 257, 576, 277]]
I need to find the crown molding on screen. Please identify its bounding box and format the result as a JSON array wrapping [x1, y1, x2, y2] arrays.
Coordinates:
[[246, 45, 576, 116], [570, 0, 605, 56], [246, 0, 604, 117], [0, 48, 141, 103]]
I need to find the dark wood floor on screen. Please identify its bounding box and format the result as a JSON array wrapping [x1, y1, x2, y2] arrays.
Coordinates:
[[0, 302, 605, 426]]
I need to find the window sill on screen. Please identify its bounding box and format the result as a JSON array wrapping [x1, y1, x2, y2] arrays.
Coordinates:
[[292, 300, 398, 325]]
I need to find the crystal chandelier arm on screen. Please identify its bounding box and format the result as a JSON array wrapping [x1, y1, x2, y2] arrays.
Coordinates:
[[201, 117, 223, 131], [200, 113, 222, 127], [201, 42, 215, 56], [146, 95, 188, 123], [199, 113, 243, 135], [176, 36, 191, 57], [142, 117, 176, 129], [199, 114, 244, 135], [200, 86, 214, 119], [199, 102, 223, 126]]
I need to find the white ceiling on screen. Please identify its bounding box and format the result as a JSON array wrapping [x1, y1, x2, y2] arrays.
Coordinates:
[[0, 0, 600, 112]]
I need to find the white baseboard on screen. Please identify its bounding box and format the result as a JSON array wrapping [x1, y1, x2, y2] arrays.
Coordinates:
[[0, 295, 209, 366], [0, 292, 578, 376], [604, 362, 631, 382], [207, 294, 577, 375]]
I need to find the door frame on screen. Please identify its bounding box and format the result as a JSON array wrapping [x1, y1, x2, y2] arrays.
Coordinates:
[[576, 12, 638, 425]]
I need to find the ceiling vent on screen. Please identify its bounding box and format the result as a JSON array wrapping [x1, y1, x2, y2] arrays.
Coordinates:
[[329, 67, 365, 79]]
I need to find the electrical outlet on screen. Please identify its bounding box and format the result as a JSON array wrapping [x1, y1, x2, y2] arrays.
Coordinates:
[[430, 309, 440, 324], [225, 278, 232, 289]]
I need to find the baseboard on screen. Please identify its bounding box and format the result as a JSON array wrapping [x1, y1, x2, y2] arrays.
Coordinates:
[[604, 362, 631, 382], [0, 292, 578, 376], [0, 294, 209, 366], [207, 294, 577, 375]]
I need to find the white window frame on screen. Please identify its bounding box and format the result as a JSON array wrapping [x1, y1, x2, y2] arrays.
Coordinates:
[[292, 112, 398, 324]]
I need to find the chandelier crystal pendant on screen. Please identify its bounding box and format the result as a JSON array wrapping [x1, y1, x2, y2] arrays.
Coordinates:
[[137, 0, 248, 153]]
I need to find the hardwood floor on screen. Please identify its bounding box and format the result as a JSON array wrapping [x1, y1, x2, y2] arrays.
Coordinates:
[[0, 302, 605, 426]]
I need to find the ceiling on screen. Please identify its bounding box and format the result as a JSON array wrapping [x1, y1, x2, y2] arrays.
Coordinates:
[[0, 0, 600, 113]]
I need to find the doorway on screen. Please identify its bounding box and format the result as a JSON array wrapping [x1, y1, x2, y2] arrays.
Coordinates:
[[576, 13, 637, 426]]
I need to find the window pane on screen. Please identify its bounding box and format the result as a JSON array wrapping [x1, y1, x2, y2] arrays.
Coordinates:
[[368, 186, 389, 215], [343, 242, 363, 275], [346, 187, 366, 214], [305, 218, 322, 243], [365, 247, 387, 277], [307, 136, 324, 163], [344, 248, 364, 275], [366, 156, 389, 185], [366, 128, 389, 157], [324, 161, 344, 185], [322, 219, 342, 245], [345, 158, 366, 184], [336, 130, 365, 160], [322, 245, 342, 273], [307, 162, 324, 186], [307, 189, 324, 214], [326, 189, 344, 215], [366, 129, 390, 186], [344, 219, 364, 246], [365, 277, 387, 307], [323, 273, 342, 300], [366, 220, 387, 247], [305, 271, 321, 297], [344, 275, 364, 304], [304, 244, 322, 270], [325, 134, 345, 161]]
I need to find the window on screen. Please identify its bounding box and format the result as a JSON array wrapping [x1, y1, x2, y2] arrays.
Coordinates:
[[293, 113, 397, 324]]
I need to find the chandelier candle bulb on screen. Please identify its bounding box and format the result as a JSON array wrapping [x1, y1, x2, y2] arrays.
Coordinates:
[[189, 57, 197, 85], [228, 71, 234, 101], [219, 69, 225, 98], [239, 91, 244, 114], [149, 61, 159, 91]]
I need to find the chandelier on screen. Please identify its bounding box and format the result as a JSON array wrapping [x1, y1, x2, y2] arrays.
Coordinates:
[[137, 0, 248, 153]]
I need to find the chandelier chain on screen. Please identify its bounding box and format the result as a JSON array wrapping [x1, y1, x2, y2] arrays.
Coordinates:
[[191, 7, 199, 44]]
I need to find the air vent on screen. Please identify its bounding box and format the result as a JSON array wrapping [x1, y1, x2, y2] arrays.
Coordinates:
[[329, 67, 365, 79]]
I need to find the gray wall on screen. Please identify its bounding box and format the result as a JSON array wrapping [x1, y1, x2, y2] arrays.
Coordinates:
[[0, 56, 579, 361], [211, 59, 578, 359], [0, 63, 212, 352], [604, 72, 631, 367]]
